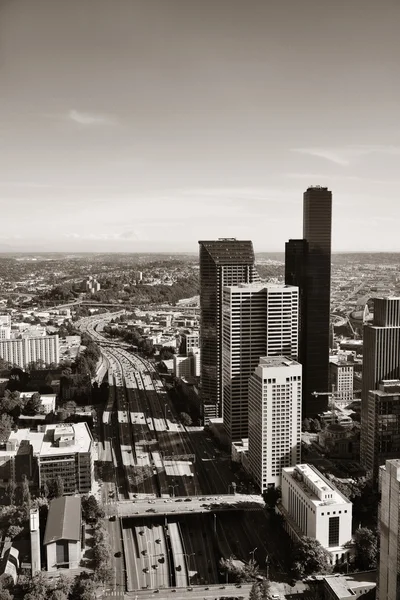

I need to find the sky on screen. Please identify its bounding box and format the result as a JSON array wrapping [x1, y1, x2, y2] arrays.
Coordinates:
[[0, 0, 400, 253]]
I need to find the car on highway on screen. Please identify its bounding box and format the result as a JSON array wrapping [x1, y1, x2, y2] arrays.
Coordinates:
[[114, 551, 122, 558]]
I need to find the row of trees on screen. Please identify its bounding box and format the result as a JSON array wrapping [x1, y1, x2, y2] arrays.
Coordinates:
[[290, 527, 378, 578], [0, 390, 43, 442], [103, 325, 155, 356]]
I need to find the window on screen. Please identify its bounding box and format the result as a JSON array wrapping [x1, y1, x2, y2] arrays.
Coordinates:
[[329, 516, 340, 547]]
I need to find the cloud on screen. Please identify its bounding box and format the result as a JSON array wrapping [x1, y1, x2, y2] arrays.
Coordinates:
[[63, 230, 146, 241], [291, 145, 400, 166], [68, 110, 117, 126]]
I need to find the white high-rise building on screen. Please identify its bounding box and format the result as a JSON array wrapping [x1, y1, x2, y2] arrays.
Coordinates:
[[222, 283, 298, 441], [248, 356, 302, 491], [0, 335, 59, 369], [378, 459, 400, 600]]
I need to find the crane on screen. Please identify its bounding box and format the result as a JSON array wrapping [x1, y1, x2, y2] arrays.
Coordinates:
[[312, 385, 361, 422]]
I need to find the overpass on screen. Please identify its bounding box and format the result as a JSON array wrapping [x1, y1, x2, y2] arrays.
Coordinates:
[[112, 494, 264, 519]]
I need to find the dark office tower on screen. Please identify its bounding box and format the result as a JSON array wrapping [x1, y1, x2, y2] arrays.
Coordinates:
[[360, 297, 400, 471], [285, 187, 332, 416], [285, 239, 308, 383], [199, 239, 259, 423]]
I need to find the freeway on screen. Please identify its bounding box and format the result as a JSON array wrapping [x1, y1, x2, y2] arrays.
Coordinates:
[[125, 583, 252, 599], [114, 495, 264, 519], [79, 314, 277, 594]]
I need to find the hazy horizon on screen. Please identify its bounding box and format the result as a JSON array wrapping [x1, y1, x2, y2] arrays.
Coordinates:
[[1, 0, 399, 252]]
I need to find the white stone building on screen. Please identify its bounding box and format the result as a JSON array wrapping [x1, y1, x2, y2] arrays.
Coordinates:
[[279, 464, 352, 564]]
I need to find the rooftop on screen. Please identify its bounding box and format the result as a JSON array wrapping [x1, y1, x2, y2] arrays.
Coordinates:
[[284, 464, 351, 506], [43, 496, 81, 545], [224, 283, 297, 292], [2, 422, 92, 457], [199, 240, 255, 265], [259, 356, 300, 368]]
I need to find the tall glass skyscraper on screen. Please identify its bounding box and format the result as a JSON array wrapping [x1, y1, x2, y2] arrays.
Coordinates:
[[285, 187, 332, 416], [198, 239, 259, 422]]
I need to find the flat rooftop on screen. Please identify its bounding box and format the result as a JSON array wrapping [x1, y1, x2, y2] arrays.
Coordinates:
[[259, 356, 300, 368], [2, 423, 92, 457], [224, 283, 297, 292], [285, 464, 351, 506]]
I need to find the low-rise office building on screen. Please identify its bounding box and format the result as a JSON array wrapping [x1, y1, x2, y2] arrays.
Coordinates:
[[44, 496, 82, 572], [279, 464, 352, 564], [0, 423, 94, 494]]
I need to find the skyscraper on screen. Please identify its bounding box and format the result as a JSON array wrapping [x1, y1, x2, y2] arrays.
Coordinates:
[[199, 239, 259, 421], [285, 186, 332, 416], [360, 297, 400, 470], [365, 381, 400, 479], [378, 459, 400, 600], [222, 283, 298, 441], [248, 356, 302, 491]]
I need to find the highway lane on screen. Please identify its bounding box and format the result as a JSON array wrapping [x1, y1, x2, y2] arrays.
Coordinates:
[[125, 582, 252, 599]]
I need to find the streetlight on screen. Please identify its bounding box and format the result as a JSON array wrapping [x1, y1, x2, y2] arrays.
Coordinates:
[[183, 552, 195, 583], [169, 484, 179, 498], [265, 555, 270, 580], [249, 547, 258, 562]]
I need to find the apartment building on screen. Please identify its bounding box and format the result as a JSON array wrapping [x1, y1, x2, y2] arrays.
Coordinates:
[[248, 356, 302, 491], [0, 335, 59, 369]]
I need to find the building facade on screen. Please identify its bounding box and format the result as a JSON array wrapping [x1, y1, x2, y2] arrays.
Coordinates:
[[364, 381, 400, 479], [199, 239, 259, 422], [329, 355, 354, 407], [0, 423, 94, 494], [361, 298, 400, 468], [222, 284, 298, 441], [0, 335, 59, 369], [0, 326, 11, 340], [285, 187, 332, 416], [248, 356, 302, 491], [378, 459, 400, 600], [279, 464, 352, 564], [44, 496, 82, 572]]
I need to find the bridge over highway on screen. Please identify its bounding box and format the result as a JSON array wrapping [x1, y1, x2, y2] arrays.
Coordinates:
[[112, 494, 264, 519]]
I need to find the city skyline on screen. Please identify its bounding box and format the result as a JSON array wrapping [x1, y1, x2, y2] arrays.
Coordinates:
[[1, 0, 400, 252]]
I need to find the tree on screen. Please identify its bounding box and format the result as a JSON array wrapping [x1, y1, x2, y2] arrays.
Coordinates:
[[0, 588, 13, 600], [53, 475, 64, 497], [49, 592, 67, 600], [179, 412, 192, 426], [6, 480, 16, 505], [352, 527, 378, 570], [0, 390, 22, 417], [310, 418, 321, 433], [23, 392, 42, 415], [7, 525, 23, 539], [70, 575, 97, 600], [302, 418, 311, 432], [0, 414, 13, 443], [95, 563, 114, 584], [81, 495, 105, 523], [55, 574, 72, 597], [249, 580, 271, 600], [263, 486, 281, 509], [292, 537, 331, 578], [219, 556, 260, 583]]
